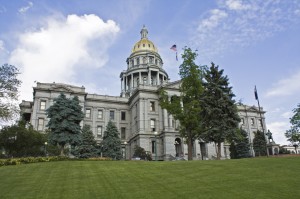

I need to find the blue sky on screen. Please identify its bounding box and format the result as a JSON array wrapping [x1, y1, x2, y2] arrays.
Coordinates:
[[1, 0, 300, 145]]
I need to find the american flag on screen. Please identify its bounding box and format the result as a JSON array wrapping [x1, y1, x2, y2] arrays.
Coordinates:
[[170, 44, 177, 51]]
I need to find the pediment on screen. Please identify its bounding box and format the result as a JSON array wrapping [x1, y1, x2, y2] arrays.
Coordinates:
[[164, 80, 181, 89], [51, 85, 74, 93]]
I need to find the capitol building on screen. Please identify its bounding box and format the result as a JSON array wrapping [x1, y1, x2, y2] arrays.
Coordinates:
[[20, 26, 267, 160]]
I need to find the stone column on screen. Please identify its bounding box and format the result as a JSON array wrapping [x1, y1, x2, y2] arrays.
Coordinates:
[[156, 72, 159, 85], [148, 69, 151, 85], [139, 72, 141, 86], [131, 73, 133, 90]]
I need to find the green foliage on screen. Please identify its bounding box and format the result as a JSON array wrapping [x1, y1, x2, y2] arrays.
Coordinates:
[[101, 121, 122, 160], [279, 147, 290, 154], [73, 125, 99, 158], [0, 120, 46, 157], [253, 130, 267, 156], [229, 128, 251, 159], [200, 63, 240, 159], [285, 103, 300, 146], [0, 64, 22, 121], [159, 47, 204, 160], [46, 93, 84, 156], [0, 156, 69, 167], [133, 145, 152, 161]]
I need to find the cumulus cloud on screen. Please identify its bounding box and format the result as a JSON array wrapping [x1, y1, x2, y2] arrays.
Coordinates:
[[267, 121, 289, 145], [9, 14, 120, 100], [18, 1, 33, 14], [266, 70, 300, 97], [191, 1, 300, 60]]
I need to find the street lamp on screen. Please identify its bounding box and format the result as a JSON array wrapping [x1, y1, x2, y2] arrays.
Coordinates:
[[44, 142, 48, 157], [124, 141, 127, 160], [154, 132, 158, 161]]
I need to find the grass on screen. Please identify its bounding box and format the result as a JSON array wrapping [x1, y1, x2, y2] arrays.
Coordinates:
[[0, 157, 300, 199]]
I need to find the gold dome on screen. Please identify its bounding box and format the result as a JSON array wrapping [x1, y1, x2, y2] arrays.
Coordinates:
[[132, 39, 158, 53], [131, 25, 158, 53]]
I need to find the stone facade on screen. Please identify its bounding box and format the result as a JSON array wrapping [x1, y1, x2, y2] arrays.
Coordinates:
[[20, 26, 268, 160]]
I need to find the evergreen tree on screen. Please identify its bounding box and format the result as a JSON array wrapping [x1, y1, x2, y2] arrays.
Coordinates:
[[229, 128, 250, 159], [159, 47, 204, 160], [46, 93, 84, 156], [253, 130, 267, 156], [200, 63, 240, 160], [74, 125, 99, 158], [101, 121, 122, 160], [0, 64, 21, 122]]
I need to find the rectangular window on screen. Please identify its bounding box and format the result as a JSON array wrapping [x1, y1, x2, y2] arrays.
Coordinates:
[[259, 119, 263, 127], [97, 110, 103, 119], [37, 118, 44, 131], [110, 110, 115, 120], [97, 126, 102, 138], [152, 141, 156, 153], [150, 101, 155, 111], [251, 118, 255, 125], [40, 100, 46, 110], [121, 111, 126, 120], [121, 127, 126, 139], [85, 109, 91, 118], [150, 119, 155, 132], [241, 118, 245, 125]]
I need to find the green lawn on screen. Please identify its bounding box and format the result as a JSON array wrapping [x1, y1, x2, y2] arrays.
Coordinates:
[[0, 157, 299, 199]]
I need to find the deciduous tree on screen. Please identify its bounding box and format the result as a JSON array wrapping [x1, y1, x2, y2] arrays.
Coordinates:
[[159, 47, 204, 160], [0, 120, 46, 157], [200, 63, 240, 160], [0, 64, 21, 122], [46, 93, 84, 156], [285, 103, 300, 153]]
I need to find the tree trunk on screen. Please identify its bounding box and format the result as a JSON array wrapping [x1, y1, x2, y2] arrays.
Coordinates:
[[187, 136, 193, 161], [60, 144, 65, 156], [216, 142, 221, 160]]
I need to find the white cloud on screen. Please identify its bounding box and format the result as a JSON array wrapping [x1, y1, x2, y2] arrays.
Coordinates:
[[198, 9, 227, 30], [281, 111, 293, 119], [191, 1, 300, 60], [267, 121, 289, 145], [225, 0, 251, 11], [0, 40, 4, 50], [18, 1, 33, 14], [266, 70, 300, 97], [9, 14, 120, 101]]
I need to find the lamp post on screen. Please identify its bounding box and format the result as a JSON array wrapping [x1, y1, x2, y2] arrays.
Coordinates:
[[154, 132, 158, 161], [44, 142, 48, 157], [124, 141, 127, 160]]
